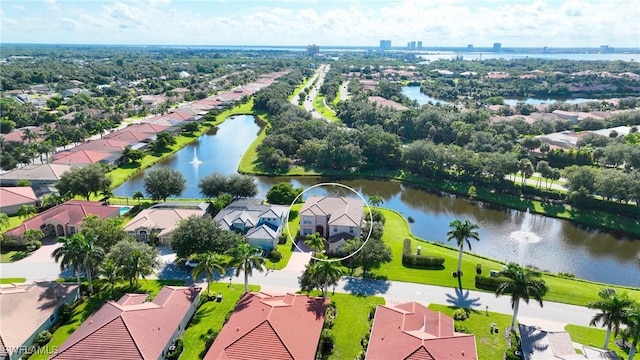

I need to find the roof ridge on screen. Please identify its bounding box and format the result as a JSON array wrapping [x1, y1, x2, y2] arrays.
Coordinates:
[[119, 312, 145, 359], [56, 309, 124, 356]]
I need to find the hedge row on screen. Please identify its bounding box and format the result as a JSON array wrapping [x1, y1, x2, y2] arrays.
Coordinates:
[[474, 274, 513, 291], [401, 239, 445, 269]]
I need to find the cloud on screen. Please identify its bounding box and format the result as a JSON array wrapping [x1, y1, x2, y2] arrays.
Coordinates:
[[12, 5, 26, 11]]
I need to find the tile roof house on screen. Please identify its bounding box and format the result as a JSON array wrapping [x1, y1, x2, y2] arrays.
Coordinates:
[[365, 302, 478, 360], [299, 196, 364, 254], [368, 96, 409, 111], [104, 130, 154, 144], [123, 207, 207, 246], [51, 150, 113, 166], [72, 139, 131, 153], [120, 123, 169, 134], [0, 164, 80, 187], [213, 199, 288, 251], [0, 186, 38, 216], [51, 286, 201, 360], [204, 292, 329, 360], [519, 324, 618, 360], [0, 281, 78, 360], [3, 200, 119, 241]]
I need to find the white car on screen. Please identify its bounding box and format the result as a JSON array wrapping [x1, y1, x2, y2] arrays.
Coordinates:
[[184, 260, 199, 268]]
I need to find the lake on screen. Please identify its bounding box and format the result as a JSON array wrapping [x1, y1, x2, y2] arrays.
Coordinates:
[[114, 115, 640, 287]]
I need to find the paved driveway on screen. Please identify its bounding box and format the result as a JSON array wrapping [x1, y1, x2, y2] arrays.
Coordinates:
[[0, 237, 69, 281]]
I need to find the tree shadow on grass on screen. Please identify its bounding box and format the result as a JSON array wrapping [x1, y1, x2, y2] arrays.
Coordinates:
[[188, 307, 214, 326], [445, 287, 482, 313], [343, 276, 390, 296]]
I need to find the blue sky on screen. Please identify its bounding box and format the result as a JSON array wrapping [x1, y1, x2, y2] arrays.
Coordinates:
[[1, 0, 639, 47]]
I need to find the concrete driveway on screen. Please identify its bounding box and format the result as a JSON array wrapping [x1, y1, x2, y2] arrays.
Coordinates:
[[0, 237, 69, 281]]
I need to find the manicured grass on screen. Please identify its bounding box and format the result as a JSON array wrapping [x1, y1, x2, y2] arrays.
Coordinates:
[[375, 208, 640, 307], [1, 214, 29, 232], [265, 204, 301, 270], [429, 303, 512, 360], [565, 324, 628, 358], [326, 293, 384, 360], [30, 279, 184, 360], [312, 94, 341, 122], [237, 112, 269, 174], [0, 250, 29, 263], [0, 277, 27, 284], [180, 283, 260, 360], [288, 77, 311, 102]]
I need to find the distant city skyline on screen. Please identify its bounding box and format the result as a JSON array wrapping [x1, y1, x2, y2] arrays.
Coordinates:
[[1, 0, 639, 48]]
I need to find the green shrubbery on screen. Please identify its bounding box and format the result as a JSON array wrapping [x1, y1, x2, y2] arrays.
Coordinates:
[[401, 239, 445, 269], [474, 274, 513, 291], [165, 338, 183, 360]]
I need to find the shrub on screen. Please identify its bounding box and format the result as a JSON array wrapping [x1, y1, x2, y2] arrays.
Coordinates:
[[475, 275, 513, 291], [453, 309, 469, 321], [33, 330, 52, 348], [370, 209, 385, 223], [318, 329, 335, 356], [476, 263, 482, 275], [58, 303, 74, 324], [455, 324, 472, 334], [165, 338, 184, 360], [278, 234, 287, 245], [558, 272, 575, 279], [0, 236, 23, 250], [402, 239, 445, 269], [268, 249, 283, 262]]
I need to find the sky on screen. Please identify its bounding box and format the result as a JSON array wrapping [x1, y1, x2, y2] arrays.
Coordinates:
[[1, 0, 639, 48]]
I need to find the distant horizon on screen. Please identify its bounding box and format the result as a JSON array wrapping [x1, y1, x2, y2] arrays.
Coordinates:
[[1, 0, 638, 48]]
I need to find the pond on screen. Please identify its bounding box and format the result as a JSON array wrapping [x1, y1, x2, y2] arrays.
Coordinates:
[[402, 86, 451, 105], [114, 114, 640, 287], [503, 98, 598, 106]]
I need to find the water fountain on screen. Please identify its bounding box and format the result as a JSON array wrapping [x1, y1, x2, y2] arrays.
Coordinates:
[[190, 147, 203, 165], [509, 209, 542, 243]]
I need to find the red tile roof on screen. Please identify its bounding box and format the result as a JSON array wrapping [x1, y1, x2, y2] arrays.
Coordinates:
[[51, 150, 112, 165], [3, 200, 119, 238], [365, 302, 478, 360], [0, 187, 37, 208], [72, 139, 131, 153], [52, 286, 200, 360], [104, 130, 152, 143], [122, 123, 169, 134], [204, 292, 328, 360]]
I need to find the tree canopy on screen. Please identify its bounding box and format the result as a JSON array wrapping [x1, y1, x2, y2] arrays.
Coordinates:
[[266, 182, 303, 205], [170, 215, 239, 258], [55, 164, 112, 201], [143, 167, 187, 201]]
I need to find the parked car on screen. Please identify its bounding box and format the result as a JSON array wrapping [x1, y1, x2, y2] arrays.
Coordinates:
[[184, 260, 199, 268]]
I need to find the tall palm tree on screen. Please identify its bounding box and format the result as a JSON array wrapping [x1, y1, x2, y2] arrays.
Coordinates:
[[191, 252, 228, 295], [226, 241, 265, 293], [132, 191, 144, 204], [17, 204, 37, 219], [446, 219, 480, 275], [52, 234, 89, 291], [309, 256, 343, 298], [621, 304, 640, 360], [82, 238, 104, 293], [98, 258, 121, 300], [495, 263, 548, 332], [21, 128, 38, 144], [587, 291, 635, 349], [304, 233, 326, 254]]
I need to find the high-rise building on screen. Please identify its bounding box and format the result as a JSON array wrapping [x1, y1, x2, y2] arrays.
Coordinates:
[[417, 41, 423, 50], [467, 44, 474, 51], [410, 41, 416, 50], [307, 44, 320, 56], [379, 40, 392, 50], [493, 42, 501, 52]]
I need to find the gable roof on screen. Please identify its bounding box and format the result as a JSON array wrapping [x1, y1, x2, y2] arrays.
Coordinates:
[[51, 150, 113, 165], [3, 200, 119, 238], [246, 224, 278, 240], [0, 163, 80, 182], [213, 199, 288, 231], [0, 281, 78, 358], [300, 196, 364, 227], [121, 123, 169, 134], [123, 208, 206, 238], [204, 292, 328, 360], [73, 139, 131, 153], [0, 186, 37, 208], [365, 302, 478, 360], [104, 130, 153, 143], [52, 286, 200, 360]]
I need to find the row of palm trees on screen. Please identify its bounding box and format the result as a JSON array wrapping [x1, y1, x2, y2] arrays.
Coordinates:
[[588, 290, 640, 359]]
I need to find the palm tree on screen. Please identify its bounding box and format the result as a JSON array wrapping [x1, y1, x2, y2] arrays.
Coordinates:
[[21, 128, 38, 144], [368, 195, 384, 207], [304, 233, 326, 254], [621, 304, 640, 360], [587, 291, 635, 349], [226, 241, 265, 293], [495, 263, 548, 332], [0, 213, 10, 230], [309, 256, 343, 298], [191, 252, 228, 295], [446, 219, 480, 276], [41, 193, 64, 209], [52, 234, 89, 290], [132, 191, 144, 204], [82, 237, 104, 293], [99, 258, 121, 300], [17, 204, 37, 219]]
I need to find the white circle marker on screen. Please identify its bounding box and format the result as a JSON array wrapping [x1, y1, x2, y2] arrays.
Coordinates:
[[286, 182, 374, 263]]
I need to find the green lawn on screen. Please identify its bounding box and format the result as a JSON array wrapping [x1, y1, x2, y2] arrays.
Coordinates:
[[265, 204, 301, 270], [288, 77, 311, 102], [237, 113, 268, 174], [326, 293, 384, 360], [180, 283, 260, 360], [0, 250, 29, 263], [312, 94, 341, 123], [30, 279, 184, 360], [429, 303, 513, 360], [375, 208, 640, 307], [565, 324, 628, 358], [0, 277, 27, 284]]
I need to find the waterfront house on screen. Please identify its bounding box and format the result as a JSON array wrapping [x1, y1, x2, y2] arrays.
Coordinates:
[[299, 196, 364, 254], [124, 207, 207, 246], [0, 187, 38, 216]]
